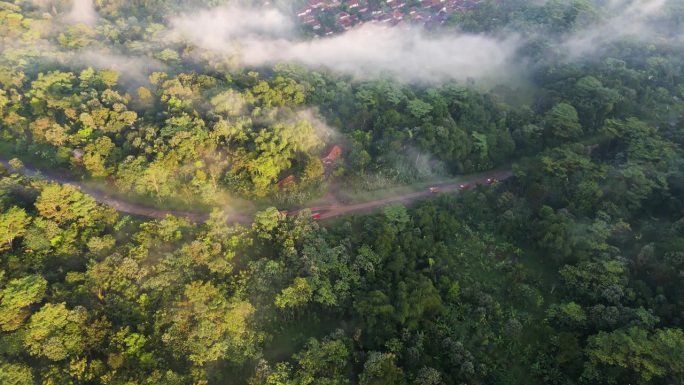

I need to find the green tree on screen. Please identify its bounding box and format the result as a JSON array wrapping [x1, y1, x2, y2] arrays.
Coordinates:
[[546, 302, 587, 329], [0, 207, 30, 251], [159, 281, 258, 366], [34, 184, 101, 226], [23, 303, 88, 361], [0, 275, 47, 331], [275, 277, 313, 309], [83, 136, 115, 177], [407, 99, 433, 121], [291, 337, 350, 385], [545, 103, 583, 141], [585, 327, 684, 383], [359, 352, 406, 385], [0, 361, 34, 385]]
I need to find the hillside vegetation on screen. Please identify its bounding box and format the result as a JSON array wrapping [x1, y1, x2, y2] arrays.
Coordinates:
[[1, 0, 683, 384]]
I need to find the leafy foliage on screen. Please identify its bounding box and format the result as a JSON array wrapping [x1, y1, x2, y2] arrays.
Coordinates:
[[0, 1, 683, 385]]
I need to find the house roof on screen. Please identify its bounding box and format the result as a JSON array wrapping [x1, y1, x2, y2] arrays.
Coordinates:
[[277, 175, 295, 188], [322, 145, 342, 162]]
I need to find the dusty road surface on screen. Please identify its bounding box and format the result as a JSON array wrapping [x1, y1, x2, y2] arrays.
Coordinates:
[[0, 159, 221, 223], [1, 158, 512, 224], [302, 170, 514, 220]]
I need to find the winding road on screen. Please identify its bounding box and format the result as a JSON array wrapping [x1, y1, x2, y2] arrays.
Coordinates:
[[0, 158, 512, 224], [301, 169, 513, 220]]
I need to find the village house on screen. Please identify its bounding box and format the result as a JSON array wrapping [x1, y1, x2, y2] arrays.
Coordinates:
[[308, 0, 326, 9], [392, 9, 404, 21], [299, 0, 485, 37], [276, 175, 295, 188], [322, 145, 342, 165], [421, 0, 443, 9]]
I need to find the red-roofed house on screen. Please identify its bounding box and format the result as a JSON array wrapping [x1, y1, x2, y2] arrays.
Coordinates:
[[422, 0, 443, 8], [322, 145, 342, 165], [277, 175, 295, 188], [308, 0, 326, 8]]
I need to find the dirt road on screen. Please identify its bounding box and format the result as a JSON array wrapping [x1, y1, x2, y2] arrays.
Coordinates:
[[303, 170, 514, 220], [0, 159, 217, 223], [0, 158, 512, 224]]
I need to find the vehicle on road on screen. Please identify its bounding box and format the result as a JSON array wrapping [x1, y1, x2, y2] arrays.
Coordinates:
[[486, 178, 498, 185], [311, 212, 322, 220], [429, 187, 441, 193], [459, 183, 472, 190]]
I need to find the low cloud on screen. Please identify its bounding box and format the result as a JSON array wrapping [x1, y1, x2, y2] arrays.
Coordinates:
[[562, 0, 674, 57], [243, 26, 519, 83], [169, 5, 296, 49], [296, 109, 340, 143], [71, 49, 165, 85], [170, 5, 520, 83], [66, 0, 98, 25]]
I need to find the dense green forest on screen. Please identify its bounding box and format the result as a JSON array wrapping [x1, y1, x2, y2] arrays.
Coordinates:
[[1, 0, 684, 384]]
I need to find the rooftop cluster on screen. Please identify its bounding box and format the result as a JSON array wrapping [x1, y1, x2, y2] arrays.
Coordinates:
[[297, 0, 484, 36]]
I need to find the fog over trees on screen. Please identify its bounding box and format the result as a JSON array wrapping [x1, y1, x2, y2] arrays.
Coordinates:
[[0, 0, 683, 384]]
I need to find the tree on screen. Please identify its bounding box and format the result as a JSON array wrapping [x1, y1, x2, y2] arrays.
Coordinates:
[[545, 103, 582, 141], [7, 159, 23, 171], [572, 76, 620, 130], [414, 367, 442, 385], [83, 136, 115, 177], [0, 361, 34, 385], [253, 207, 285, 240], [546, 302, 587, 329], [275, 277, 313, 309], [23, 303, 88, 361], [0, 90, 8, 115], [34, 184, 102, 226], [382, 205, 410, 232], [559, 260, 627, 304], [291, 337, 350, 385], [159, 281, 258, 366], [584, 327, 684, 383], [354, 290, 395, 336], [211, 90, 245, 117], [359, 352, 406, 385], [535, 206, 575, 262], [0, 207, 30, 251], [0, 275, 47, 331], [407, 99, 433, 121]]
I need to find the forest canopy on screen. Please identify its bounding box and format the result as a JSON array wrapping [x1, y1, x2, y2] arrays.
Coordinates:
[[0, 0, 683, 384]]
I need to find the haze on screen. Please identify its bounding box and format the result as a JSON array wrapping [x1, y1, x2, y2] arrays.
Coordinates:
[[169, 5, 520, 82]]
